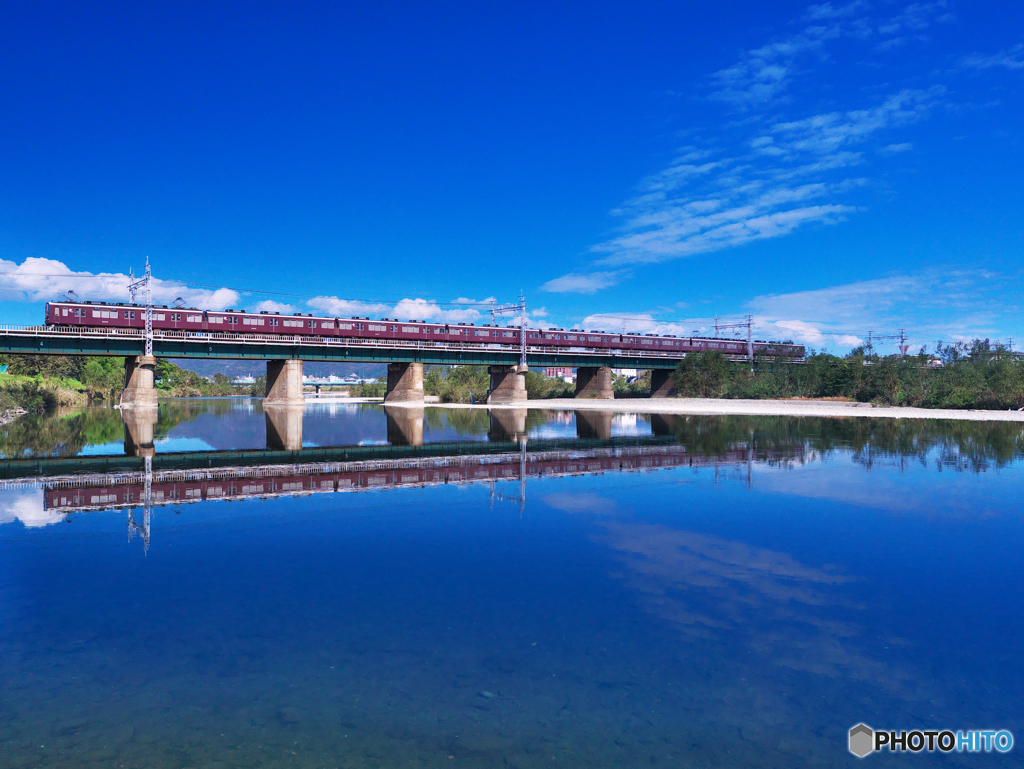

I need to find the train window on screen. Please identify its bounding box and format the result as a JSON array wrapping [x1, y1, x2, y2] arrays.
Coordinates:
[[227, 316, 239, 325], [450, 329, 461, 335], [564, 334, 576, 341], [322, 321, 335, 329], [641, 339, 652, 344], [502, 331, 516, 337], [389, 325, 398, 332], [474, 330, 487, 336], [402, 326, 418, 333], [188, 314, 201, 322], [435, 327, 444, 334], [283, 319, 302, 328], [338, 322, 353, 330], [355, 323, 363, 330], [369, 323, 385, 331], [171, 313, 181, 322], [529, 333, 539, 339], [269, 319, 279, 327], [588, 336, 600, 342], [308, 320, 317, 328]]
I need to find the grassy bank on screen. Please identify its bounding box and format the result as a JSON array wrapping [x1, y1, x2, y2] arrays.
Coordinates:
[[0, 354, 266, 415]]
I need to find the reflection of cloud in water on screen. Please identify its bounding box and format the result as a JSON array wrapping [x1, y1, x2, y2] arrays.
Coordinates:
[[569, 493, 916, 692], [155, 437, 218, 452], [756, 458, 1011, 520], [0, 489, 64, 528], [543, 493, 618, 516]]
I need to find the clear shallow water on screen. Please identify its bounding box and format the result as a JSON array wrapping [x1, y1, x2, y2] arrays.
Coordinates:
[[1, 401, 1023, 767]]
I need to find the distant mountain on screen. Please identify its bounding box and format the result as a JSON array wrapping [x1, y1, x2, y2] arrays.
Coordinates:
[[169, 359, 386, 380]]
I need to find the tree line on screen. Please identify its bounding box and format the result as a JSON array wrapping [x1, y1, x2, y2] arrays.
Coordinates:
[[670, 339, 1024, 409]]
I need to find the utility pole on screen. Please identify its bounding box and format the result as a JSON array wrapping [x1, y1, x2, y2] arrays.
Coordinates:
[[519, 292, 527, 367], [128, 257, 154, 357], [489, 294, 528, 367], [714, 316, 719, 338], [746, 314, 753, 364], [867, 330, 873, 356], [899, 327, 907, 357]]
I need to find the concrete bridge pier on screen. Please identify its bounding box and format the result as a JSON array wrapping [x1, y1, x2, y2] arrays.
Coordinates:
[[264, 404, 305, 451], [487, 365, 527, 404], [385, 405, 425, 446], [488, 408, 528, 443], [574, 366, 614, 399], [264, 359, 305, 405], [122, 407, 158, 457], [576, 410, 614, 440], [121, 355, 159, 408], [650, 369, 676, 398], [384, 362, 424, 404]]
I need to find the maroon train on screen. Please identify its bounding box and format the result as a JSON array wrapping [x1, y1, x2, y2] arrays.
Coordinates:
[[44, 300, 804, 358]]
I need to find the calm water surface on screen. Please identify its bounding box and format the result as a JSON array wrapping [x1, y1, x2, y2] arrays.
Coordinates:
[[1, 399, 1022, 767]]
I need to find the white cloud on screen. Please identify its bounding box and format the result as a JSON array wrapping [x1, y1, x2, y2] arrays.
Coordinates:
[[881, 142, 913, 153], [0, 257, 240, 310], [745, 271, 1021, 352], [251, 299, 299, 314], [391, 298, 484, 323], [0, 490, 63, 528], [579, 312, 694, 336], [540, 271, 625, 294], [306, 296, 390, 317]]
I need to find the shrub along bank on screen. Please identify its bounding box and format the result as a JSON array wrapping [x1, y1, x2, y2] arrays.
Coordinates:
[[670, 340, 1024, 409]]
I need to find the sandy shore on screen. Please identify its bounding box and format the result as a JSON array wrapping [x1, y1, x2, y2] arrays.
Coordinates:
[[305, 394, 1024, 421], [429, 397, 1024, 422]]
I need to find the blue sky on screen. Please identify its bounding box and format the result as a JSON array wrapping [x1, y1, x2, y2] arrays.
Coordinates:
[[1, 1, 1022, 353]]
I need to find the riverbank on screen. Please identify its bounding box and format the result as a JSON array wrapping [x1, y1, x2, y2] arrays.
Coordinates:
[[425, 397, 1024, 422]]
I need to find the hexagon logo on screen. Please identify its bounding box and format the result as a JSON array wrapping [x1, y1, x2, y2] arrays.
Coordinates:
[[849, 724, 874, 758]]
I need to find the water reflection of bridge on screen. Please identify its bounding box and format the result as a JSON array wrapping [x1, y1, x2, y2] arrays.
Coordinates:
[[1, 438, 801, 551]]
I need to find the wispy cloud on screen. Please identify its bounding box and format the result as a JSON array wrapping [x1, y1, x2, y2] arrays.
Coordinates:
[[959, 44, 1024, 71], [804, 1, 871, 21], [880, 142, 913, 153], [540, 271, 625, 294], [590, 88, 943, 268], [537, 4, 962, 289]]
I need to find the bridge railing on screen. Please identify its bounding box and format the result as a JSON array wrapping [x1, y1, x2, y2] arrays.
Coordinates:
[[0, 324, 706, 360]]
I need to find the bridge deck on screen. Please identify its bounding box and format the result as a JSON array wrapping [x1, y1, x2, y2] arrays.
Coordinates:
[[0, 325, 704, 368]]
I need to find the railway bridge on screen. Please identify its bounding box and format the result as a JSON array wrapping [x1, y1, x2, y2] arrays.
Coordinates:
[[0, 325, 699, 405]]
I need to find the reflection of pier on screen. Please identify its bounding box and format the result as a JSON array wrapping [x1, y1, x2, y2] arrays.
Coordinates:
[[385, 406, 424, 446], [264, 404, 305, 451]]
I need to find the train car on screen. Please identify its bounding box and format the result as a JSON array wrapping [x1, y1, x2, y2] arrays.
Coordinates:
[[45, 300, 805, 359]]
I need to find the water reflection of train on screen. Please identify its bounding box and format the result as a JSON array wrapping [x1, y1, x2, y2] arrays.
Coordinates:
[[44, 300, 805, 359], [43, 445, 783, 514]]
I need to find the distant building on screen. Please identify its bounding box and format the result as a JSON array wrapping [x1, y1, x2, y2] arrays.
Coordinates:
[[544, 366, 575, 382], [612, 368, 637, 378]]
